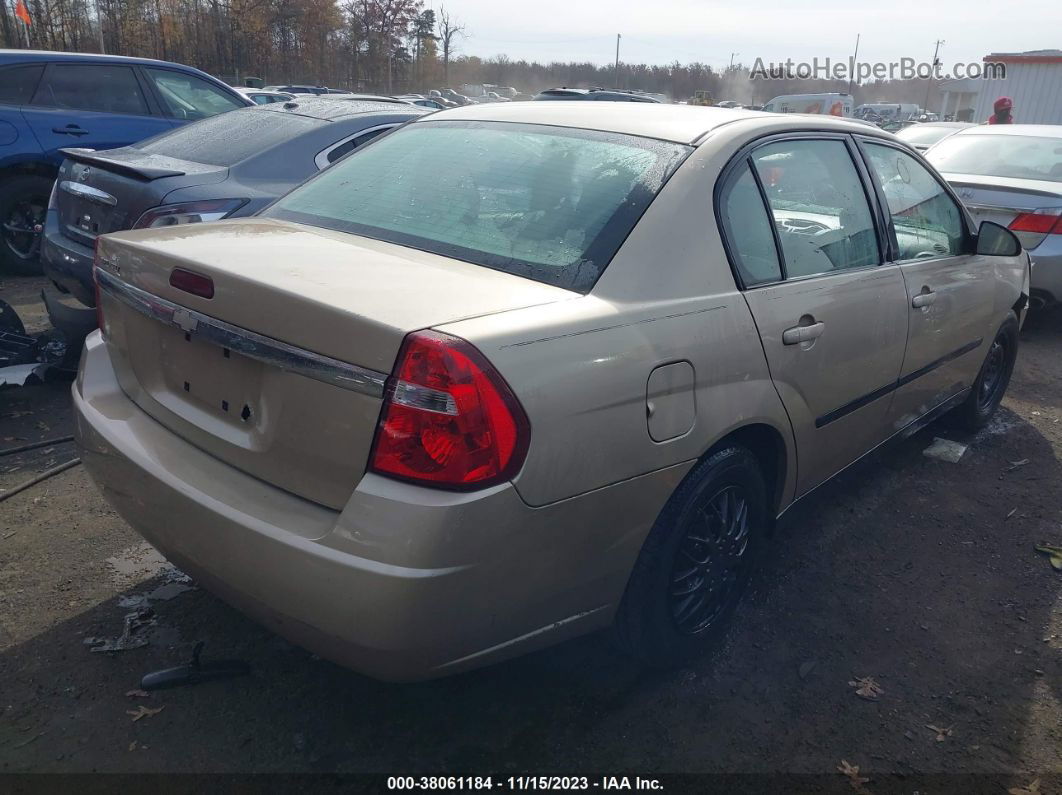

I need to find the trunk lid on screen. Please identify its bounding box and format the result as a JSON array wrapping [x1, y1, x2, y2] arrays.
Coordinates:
[[944, 172, 1062, 251], [56, 148, 227, 248], [95, 219, 574, 508]]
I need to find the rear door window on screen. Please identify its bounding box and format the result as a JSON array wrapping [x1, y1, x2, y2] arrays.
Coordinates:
[[32, 63, 148, 115], [0, 64, 44, 106], [750, 139, 880, 278], [144, 68, 244, 120], [718, 161, 783, 286]]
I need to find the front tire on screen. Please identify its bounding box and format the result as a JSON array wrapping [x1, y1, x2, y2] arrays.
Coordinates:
[[615, 446, 768, 668], [0, 174, 53, 276], [951, 312, 1018, 431]]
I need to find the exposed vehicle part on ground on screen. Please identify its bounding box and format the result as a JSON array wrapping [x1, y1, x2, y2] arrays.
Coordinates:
[[76, 103, 1028, 681], [140, 641, 250, 690]]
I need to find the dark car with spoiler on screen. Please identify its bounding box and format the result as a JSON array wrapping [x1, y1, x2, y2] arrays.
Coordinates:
[[42, 96, 428, 334]]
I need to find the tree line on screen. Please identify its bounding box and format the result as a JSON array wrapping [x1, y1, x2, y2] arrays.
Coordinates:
[[0, 0, 945, 106]]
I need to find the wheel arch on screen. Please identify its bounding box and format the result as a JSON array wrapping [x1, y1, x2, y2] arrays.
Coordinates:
[[0, 158, 59, 183], [701, 422, 791, 518]]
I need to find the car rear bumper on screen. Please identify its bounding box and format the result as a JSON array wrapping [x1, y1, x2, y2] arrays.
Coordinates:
[[1029, 236, 1062, 304], [41, 209, 96, 306], [75, 332, 686, 680]]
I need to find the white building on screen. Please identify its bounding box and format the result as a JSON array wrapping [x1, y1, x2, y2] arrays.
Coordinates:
[[943, 50, 1062, 124]]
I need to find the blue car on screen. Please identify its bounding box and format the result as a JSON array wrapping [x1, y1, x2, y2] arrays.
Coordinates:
[[0, 50, 250, 274]]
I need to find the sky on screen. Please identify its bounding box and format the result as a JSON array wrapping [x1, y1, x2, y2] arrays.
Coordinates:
[[428, 0, 1060, 72]]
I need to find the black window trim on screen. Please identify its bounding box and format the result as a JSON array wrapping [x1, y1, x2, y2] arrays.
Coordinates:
[[0, 63, 45, 107], [314, 122, 400, 169], [850, 134, 975, 264], [714, 130, 890, 292], [30, 61, 155, 118]]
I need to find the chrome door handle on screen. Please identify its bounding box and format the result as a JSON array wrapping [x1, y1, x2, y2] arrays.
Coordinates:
[[912, 290, 937, 308], [782, 321, 825, 345]]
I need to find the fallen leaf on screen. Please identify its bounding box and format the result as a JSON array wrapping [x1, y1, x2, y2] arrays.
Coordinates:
[[125, 689, 151, 698], [848, 676, 883, 700], [126, 705, 164, 722], [1034, 545, 1062, 571], [128, 741, 138, 751], [1008, 779, 1041, 795], [926, 723, 953, 741], [837, 759, 872, 794]]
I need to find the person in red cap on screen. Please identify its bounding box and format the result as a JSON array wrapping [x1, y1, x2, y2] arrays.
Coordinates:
[[989, 96, 1014, 124]]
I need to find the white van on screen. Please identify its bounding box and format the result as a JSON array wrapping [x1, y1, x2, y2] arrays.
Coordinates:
[[763, 93, 853, 117]]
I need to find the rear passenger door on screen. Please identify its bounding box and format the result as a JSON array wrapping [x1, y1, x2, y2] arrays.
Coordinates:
[[857, 139, 996, 429], [21, 62, 171, 160], [718, 135, 909, 495]]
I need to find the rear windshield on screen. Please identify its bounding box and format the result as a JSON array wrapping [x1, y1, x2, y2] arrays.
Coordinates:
[[265, 120, 691, 291], [927, 133, 1062, 183], [136, 108, 323, 167], [896, 125, 965, 146]]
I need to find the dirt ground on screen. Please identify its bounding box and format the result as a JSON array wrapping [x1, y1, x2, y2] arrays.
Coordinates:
[[0, 274, 1060, 789]]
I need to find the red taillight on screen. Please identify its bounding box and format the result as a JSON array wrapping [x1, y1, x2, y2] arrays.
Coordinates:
[[169, 268, 215, 299], [1009, 209, 1062, 235], [369, 330, 530, 491]]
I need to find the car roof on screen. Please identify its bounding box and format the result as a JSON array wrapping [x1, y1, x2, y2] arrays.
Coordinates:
[[419, 102, 874, 144], [255, 96, 430, 121], [949, 124, 1062, 138], [0, 48, 218, 76]]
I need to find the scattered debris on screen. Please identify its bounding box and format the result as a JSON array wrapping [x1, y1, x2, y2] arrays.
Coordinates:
[[0, 458, 81, 503], [11, 731, 45, 750], [1034, 545, 1062, 572], [926, 724, 953, 741], [126, 705, 164, 722], [125, 689, 151, 698], [798, 660, 817, 680], [837, 760, 872, 795], [1006, 508, 1018, 520], [848, 676, 884, 701], [922, 438, 967, 463], [128, 741, 138, 752], [88, 607, 155, 653], [1005, 458, 1030, 473], [1008, 779, 1041, 795], [1, 530, 16, 541], [0, 435, 75, 458], [141, 641, 250, 691]]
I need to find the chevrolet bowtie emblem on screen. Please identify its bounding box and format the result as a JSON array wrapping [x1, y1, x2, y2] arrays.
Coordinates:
[[172, 309, 198, 333]]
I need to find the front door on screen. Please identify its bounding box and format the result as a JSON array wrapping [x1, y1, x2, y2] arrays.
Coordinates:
[[719, 136, 909, 495], [858, 140, 996, 431]]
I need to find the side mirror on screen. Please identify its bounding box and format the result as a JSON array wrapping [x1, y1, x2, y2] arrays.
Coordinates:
[[975, 220, 1022, 257]]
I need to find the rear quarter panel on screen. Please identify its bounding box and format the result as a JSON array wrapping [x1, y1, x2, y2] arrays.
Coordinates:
[[439, 131, 797, 510]]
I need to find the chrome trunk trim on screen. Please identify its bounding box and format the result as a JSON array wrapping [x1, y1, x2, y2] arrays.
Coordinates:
[[95, 268, 388, 398], [59, 181, 118, 207]]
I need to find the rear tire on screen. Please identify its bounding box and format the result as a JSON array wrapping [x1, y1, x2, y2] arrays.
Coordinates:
[[951, 312, 1018, 431], [0, 174, 53, 276], [615, 446, 768, 668]]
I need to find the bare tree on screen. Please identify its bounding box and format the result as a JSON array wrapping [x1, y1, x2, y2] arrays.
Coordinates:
[[436, 5, 464, 87]]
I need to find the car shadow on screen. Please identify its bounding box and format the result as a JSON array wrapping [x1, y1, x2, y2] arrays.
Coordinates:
[[1, 342, 1059, 778]]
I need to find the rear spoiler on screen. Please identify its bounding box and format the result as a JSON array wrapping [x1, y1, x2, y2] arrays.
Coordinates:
[[59, 148, 187, 181]]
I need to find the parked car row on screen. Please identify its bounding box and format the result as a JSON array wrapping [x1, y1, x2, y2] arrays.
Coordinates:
[[0, 50, 252, 275]]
